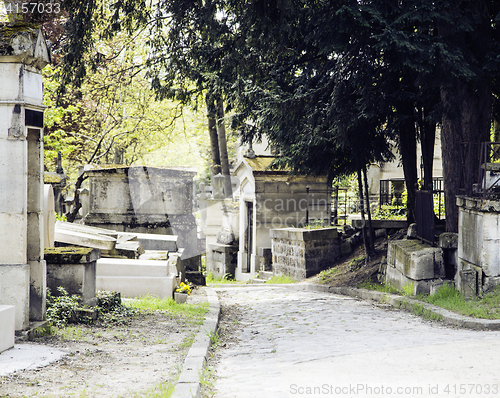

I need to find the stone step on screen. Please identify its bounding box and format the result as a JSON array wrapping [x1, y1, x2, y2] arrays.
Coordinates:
[[96, 258, 176, 277], [251, 278, 268, 284], [96, 275, 177, 299], [259, 271, 273, 280]]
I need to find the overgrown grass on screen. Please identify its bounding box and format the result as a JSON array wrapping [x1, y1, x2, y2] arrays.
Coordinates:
[[266, 274, 296, 284], [357, 280, 399, 294], [317, 267, 342, 282], [125, 295, 209, 325], [360, 279, 500, 320], [419, 284, 500, 319]]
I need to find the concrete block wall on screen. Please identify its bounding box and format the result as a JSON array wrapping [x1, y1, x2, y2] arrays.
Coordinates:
[[270, 227, 340, 281]]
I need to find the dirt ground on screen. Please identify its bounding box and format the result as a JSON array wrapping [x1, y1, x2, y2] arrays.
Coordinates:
[[306, 228, 407, 287], [0, 289, 208, 398]]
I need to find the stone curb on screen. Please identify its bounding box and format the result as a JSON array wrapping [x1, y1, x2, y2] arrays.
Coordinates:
[[291, 283, 500, 331], [171, 287, 220, 398]]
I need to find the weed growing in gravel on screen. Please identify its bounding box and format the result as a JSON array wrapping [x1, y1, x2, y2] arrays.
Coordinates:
[[206, 329, 220, 348]]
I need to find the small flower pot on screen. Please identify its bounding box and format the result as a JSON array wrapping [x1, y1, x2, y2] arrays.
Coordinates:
[[174, 292, 188, 304]]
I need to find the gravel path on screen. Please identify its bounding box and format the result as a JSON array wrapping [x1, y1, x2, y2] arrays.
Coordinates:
[[209, 285, 500, 398]]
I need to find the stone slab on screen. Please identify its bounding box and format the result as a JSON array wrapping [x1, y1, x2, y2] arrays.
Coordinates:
[[54, 228, 116, 251], [96, 275, 176, 299], [0, 306, 15, 353], [96, 258, 175, 277], [134, 233, 178, 251]]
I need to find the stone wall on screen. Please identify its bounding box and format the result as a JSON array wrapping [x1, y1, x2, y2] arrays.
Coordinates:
[[270, 228, 340, 281]]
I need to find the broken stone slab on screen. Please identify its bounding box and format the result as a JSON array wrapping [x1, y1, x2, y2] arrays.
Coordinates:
[[101, 241, 145, 259], [388, 240, 445, 280], [133, 233, 178, 251], [55, 221, 119, 239], [54, 222, 116, 250]]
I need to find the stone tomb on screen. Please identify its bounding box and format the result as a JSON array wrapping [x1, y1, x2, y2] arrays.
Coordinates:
[[385, 239, 445, 295], [83, 166, 199, 265], [456, 196, 500, 296], [0, 23, 51, 331]]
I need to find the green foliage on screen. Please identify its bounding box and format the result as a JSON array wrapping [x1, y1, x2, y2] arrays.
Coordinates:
[[372, 205, 407, 220], [420, 284, 500, 320], [266, 274, 297, 284], [205, 272, 240, 285], [46, 287, 137, 327], [46, 287, 81, 327], [357, 281, 399, 294], [317, 267, 342, 283], [305, 219, 328, 229]]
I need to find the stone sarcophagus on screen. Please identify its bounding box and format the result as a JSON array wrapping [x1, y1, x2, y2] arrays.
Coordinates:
[[83, 166, 198, 260]]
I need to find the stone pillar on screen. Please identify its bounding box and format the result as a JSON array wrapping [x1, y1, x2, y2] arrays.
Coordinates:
[[0, 23, 51, 330]]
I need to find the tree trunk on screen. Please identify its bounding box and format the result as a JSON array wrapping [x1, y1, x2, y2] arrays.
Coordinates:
[[216, 96, 233, 198], [438, 0, 492, 233], [418, 108, 436, 191], [362, 165, 374, 251], [206, 94, 221, 176], [357, 169, 371, 263], [398, 116, 418, 224]]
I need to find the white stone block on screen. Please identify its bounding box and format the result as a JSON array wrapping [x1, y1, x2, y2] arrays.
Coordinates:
[[0, 139, 27, 214], [23, 69, 43, 103], [0, 213, 27, 265], [0, 305, 15, 353], [96, 275, 176, 299], [0, 64, 22, 101], [0, 264, 29, 331], [481, 239, 500, 277], [96, 258, 170, 277]]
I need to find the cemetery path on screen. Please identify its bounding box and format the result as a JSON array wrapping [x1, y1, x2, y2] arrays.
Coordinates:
[[207, 285, 500, 398], [0, 289, 208, 398]]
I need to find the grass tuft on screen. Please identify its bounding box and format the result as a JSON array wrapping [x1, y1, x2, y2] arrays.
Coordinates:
[[125, 295, 209, 324]]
